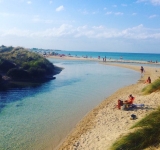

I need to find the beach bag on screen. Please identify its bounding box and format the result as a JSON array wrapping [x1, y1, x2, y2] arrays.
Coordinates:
[[130, 114, 137, 120]]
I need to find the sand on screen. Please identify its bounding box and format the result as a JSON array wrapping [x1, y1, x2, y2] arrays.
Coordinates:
[[53, 56, 160, 150], [48, 55, 160, 65]]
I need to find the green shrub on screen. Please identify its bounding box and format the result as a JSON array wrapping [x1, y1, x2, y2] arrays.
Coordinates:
[[22, 63, 31, 70], [110, 108, 160, 150], [0, 45, 59, 82], [28, 67, 46, 78], [7, 68, 31, 80], [0, 74, 2, 82], [142, 78, 160, 94], [0, 60, 16, 72]]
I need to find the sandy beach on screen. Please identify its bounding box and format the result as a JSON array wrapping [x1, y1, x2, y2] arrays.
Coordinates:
[[48, 56, 160, 150], [49, 55, 160, 65], [54, 57, 160, 150]]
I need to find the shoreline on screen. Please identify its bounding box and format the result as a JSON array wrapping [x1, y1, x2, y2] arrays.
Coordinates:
[[48, 55, 160, 65], [55, 58, 160, 150]]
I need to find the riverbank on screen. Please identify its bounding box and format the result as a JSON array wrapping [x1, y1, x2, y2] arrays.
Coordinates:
[[57, 62, 160, 150]]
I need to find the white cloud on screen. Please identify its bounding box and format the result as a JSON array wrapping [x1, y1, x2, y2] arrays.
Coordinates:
[[120, 24, 160, 39], [56, 5, 64, 12], [132, 13, 137, 16], [32, 16, 54, 24], [27, 1, 32, 4], [49, 1, 53, 4], [75, 28, 94, 38], [136, 0, 147, 3], [31, 24, 74, 37], [115, 12, 123, 15], [112, 5, 117, 7], [150, 0, 160, 5], [136, 0, 160, 5], [105, 11, 112, 15], [105, 11, 123, 15], [0, 28, 30, 37], [92, 11, 99, 15], [149, 14, 158, 18], [121, 4, 128, 7], [92, 26, 104, 30], [1, 24, 160, 40], [0, 12, 24, 17], [0, 12, 15, 17], [82, 10, 89, 15]]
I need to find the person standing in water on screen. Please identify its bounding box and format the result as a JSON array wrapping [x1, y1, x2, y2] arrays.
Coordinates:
[[140, 66, 145, 74]]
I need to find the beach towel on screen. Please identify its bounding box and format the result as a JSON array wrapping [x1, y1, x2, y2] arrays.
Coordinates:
[[131, 104, 144, 108]]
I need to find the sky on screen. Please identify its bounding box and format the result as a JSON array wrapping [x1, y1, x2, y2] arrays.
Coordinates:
[[0, 0, 160, 53]]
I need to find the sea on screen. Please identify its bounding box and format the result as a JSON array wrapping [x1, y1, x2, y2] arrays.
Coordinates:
[[0, 51, 160, 150], [51, 50, 160, 62]]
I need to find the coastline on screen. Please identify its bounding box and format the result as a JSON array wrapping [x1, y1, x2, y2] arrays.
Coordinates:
[[55, 58, 160, 150], [48, 55, 160, 65]]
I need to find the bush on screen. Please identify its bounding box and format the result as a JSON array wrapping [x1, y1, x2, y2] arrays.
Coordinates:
[[22, 63, 31, 70], [7, 68, 31, 80], [0, 74, 2, 82], [33, 61, 46, 68], [0, 45, 61, 82], [28, 67, 46, 78], [142, 78, 160, 94], [110, 107, 160, 150], [0, 60, 16, 72]]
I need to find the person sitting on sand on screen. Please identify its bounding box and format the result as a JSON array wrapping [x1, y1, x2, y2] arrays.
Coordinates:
[[117, 94, 135, 110], [144, 76, 151, 84], [123, 94, 135, 109]]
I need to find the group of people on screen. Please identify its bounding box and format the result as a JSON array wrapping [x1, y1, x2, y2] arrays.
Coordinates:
[[117, 66, 152, 110], [117, 94, 135, 110], [141, 66, 151, 84]]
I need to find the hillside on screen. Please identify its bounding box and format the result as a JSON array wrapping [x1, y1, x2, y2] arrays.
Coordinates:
[[0, 45, 62, 89]]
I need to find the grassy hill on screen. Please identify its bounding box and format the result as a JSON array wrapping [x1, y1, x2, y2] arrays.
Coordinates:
[[0, 45, 62, 89]]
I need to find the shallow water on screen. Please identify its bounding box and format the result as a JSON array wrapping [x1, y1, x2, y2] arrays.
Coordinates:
[[0, 59, 140, 150]]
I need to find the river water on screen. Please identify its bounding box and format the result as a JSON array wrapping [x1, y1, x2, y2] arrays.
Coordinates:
[[0, 59, 140, 150]]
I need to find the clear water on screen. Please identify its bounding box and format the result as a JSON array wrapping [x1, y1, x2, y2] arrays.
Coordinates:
[[0, 59, 140, 150]]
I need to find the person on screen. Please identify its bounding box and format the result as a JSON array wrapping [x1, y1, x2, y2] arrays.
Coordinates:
[[140, 66, 144, 74], [117, 99, 123, 109], [123, 94, 135, 109], [145, 76, 151, 84]]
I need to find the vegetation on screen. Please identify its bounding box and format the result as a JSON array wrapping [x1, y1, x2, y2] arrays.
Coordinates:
[[0, 45, 62, 89], [110, 79, 160, 150], [111, 79, 160, 150], [110, 107, 160, 150], [142, 78, 160, 94]]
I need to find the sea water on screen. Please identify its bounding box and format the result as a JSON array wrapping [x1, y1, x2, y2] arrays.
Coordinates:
[[0, 59, 141, 150], [51, 51, 160, 62]]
